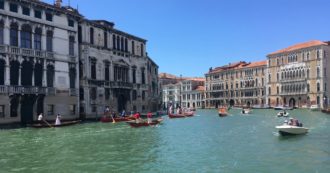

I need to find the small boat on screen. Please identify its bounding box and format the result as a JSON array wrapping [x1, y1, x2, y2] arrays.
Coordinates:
[[126, 118, 163, 127], [321, 108, 330, 114], [277, 111, 289, 117], [218, 108, 228, 117], [168, 112, 194, 118], [31, 120, 81, 128], [310, 105, 319, 111], [241, 109, 252, 114], [276, 119, 308, 135], [100, 116, 134, 123]]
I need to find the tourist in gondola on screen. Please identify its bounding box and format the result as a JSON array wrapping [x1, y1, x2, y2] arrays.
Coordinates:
[[147, 112, 153, 124], [121, 110, 126, 117], [55, 114, 61, 125], [134, 112, 141, 123], [38, 113, 43, 122]]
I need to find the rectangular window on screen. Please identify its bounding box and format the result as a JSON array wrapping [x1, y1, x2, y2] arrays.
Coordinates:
[[47, 105, 54, 116], [105, 65, 110, 81], [69, 105, 76, 115], [92, 106, 96, 113], [35, 10, 42, 19], [46, 13, 53, 21], [133, 90, 137, 100], [21, 31, 31, 48], [0, 1, 4, 10], [69, 36, 75, 56], [9, 3, 18, 13], [22, 7, 30, 16], [68, 19, 74, 27], [0, 105, 4, 118], [91, 62, 96, 79]]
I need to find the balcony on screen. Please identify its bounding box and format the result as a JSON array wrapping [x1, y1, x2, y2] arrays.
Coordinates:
[[279, 91, 308, 96], [69, 88, 78, 96], [0, 45, 55, 60], [0, 85, 56, 96], [111, 81, 133, 89]]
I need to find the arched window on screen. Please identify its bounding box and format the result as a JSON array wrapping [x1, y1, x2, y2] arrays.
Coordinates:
[[124, 38, 128, 52], [113, 35, 116, 50], [21, 24, 32, 48], [268, 87, 271, 95], [317, 67, 320, 78], [307, 83, 310, 92], [116, 35, 120, 50], [10, 60, 19, 85], [317, 50, 320, 59], [307, 69, 310, 79], [120, 37, 124, 51], [21, 58, 33, 86], [47, 64, 54, 87], [317, 82, 320, 92], [34, 28, 42, 50], [69, 36, 75, 56], [307, 52, 310, 60], [0, 20, 4, 44], [90, 27, 94, 44], [0, 59, 5, 85], [10, 23, 18, 46], [69, 66, 76, 88], [34, 61, 43, 87], [46, 30, 53, 52]]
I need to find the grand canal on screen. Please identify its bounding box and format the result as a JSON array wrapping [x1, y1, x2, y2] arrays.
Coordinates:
[[0, 109, 329, 173]]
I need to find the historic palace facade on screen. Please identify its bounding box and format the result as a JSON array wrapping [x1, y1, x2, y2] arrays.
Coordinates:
[[79, 19, 159, 119], [205, 61, 267, 108], [267, 40, 330, 109], [0, 0, 159, 124], [0, 0, 81, 124]]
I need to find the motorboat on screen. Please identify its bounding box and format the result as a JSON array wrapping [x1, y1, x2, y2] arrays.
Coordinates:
[[274, 106, 293, 110], [276, 119, 308, 135], [277, 111, 289, 117], [310, 105, 319, 111], [241, 108, 252, 114], [218, 107, 228, 117]]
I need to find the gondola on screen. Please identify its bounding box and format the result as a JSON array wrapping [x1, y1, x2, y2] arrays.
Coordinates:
[[100, 116, 135, 123], [126, 118, 163, 127], [168, 112, 194, 118], [31, 120, 81, 128]]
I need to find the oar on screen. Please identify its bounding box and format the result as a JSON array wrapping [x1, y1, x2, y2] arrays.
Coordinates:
[[43, 119, 53, 128]]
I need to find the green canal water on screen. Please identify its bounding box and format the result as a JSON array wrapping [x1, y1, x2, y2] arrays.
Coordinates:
[[0, 109, 330, 173]]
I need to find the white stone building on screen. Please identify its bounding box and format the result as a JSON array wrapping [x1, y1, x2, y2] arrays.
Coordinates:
[[78, 19, 159, 119], [0, 0, 81, 124]]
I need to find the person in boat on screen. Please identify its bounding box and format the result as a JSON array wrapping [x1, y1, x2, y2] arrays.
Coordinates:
[[121, 110, 126, 117], [55, 114, 61, 125], [288, 118, 294, 125], [112, 111, 117, 118], [147, 112, 153, 124], [38, 113, 43, 122], [134, 112, 141, 123], [284, 110, 287, 115]]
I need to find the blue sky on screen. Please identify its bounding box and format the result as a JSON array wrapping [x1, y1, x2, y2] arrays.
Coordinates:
[[45, 0, 330, 77]]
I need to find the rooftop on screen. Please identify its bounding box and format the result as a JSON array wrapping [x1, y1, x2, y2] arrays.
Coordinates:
[[268, 40, 328, 56]]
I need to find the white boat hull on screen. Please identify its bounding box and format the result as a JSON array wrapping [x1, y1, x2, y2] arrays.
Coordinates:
[[277, 112, 289, 117], [276, 125, 309, 135]]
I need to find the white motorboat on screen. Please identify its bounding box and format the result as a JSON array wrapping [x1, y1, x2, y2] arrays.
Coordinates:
[[310, 105, 319, 111], [276, 120, 308, 135], [241, 109, 252, 114], [277, 111, 289, 117]]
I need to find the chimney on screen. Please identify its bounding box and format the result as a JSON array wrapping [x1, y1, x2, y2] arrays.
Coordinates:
[[55, 0, 62, 8]]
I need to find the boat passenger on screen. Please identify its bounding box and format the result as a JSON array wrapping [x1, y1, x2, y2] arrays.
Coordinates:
[[134, 112, 141, 123], [289, 118, 294, 125], [121, 110, 126, 117], [147, 112, 153, 124], [38, 113, 43, 122], [55, 114, 61, 125]]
